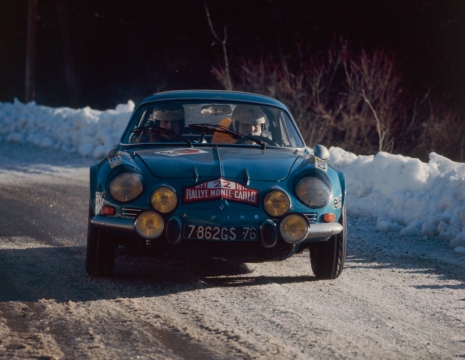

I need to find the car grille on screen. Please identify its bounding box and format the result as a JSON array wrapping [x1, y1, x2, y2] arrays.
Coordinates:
[[122, 209, 318, 222], [121, 207, 142, 217], [304, 213, 318, 223]]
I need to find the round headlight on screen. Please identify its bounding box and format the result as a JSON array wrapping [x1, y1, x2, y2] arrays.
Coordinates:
[[135, 211, 164, 239], [280, 214, 308, 243], [151, 186, 177, 213], [263, 190, 290, 217], [109, 172, 143, 202], [296, 176, 331, 208]]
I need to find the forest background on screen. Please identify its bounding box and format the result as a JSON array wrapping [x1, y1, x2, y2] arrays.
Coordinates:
[[1, 0, 464, 161]]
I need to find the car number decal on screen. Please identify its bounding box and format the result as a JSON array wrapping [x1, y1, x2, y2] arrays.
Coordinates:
[[315, 156, 328, 172], [334, 194, 342, 209], [183, 225, 257, 240], [95, 192, 105, 214], [107, 151, 123, 168], [154, 148, 208, 156], [183, 178, 258, 205]]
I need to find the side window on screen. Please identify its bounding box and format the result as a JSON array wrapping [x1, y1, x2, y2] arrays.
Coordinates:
[[288, 114, 304, 147], [124, 107, 150, 143], [278, 112, 303, 147], [278, 112, 291, 146]]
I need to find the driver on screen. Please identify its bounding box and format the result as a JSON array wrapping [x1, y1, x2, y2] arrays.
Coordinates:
[[233, 104, 266, 136], [136, 102, 184, 142], [152, 102, 185, 140]]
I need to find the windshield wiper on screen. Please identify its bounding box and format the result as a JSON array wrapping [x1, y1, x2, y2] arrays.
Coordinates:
[[131, 126, 192, 147], [189, 123, 266, 149]]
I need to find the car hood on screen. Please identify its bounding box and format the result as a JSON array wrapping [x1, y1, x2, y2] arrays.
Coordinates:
[[134, 147, 300, 182]]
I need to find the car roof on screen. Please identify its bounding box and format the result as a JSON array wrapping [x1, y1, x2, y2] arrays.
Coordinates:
[[138, 90, 289, 110]]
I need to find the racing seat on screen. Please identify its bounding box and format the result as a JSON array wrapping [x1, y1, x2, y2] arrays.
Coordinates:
[[211, 117, 236, 144]]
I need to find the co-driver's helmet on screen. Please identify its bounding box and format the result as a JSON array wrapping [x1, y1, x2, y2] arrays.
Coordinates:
[[232, 104, 265, 132]]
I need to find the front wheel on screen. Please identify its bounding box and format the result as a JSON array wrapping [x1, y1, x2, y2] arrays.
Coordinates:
[[309, 206, 347, 280], [85, 205, 117, 277]]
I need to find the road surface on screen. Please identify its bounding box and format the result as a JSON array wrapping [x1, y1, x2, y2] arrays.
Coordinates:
[[0, 143, 464, 359]]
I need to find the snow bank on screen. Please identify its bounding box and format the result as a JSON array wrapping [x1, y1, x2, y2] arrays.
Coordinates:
[[0, 98, 134, 159], [330, 147, 465, 253]]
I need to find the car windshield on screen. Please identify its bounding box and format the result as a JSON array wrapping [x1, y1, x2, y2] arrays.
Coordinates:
[[121, 100, 305, 148]]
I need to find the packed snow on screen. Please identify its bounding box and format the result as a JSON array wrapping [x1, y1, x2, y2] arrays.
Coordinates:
[[1, 99, 464, 255]]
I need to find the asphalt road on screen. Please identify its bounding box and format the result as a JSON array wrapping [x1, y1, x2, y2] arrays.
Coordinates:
[[0, 147, 464, 359]]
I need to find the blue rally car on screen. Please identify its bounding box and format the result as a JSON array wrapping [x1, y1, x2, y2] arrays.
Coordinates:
[[86, 90, 346, 279]]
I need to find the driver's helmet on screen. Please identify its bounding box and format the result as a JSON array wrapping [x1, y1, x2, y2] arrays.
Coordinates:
[[150, 102, 185, 133], [232, 105, 265, 135]]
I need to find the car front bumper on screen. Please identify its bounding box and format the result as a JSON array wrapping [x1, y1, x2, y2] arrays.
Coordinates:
[[91, 215, 343, 244]]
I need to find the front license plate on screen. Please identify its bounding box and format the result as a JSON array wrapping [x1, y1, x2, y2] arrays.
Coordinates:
[[183, 225, 258, 240]]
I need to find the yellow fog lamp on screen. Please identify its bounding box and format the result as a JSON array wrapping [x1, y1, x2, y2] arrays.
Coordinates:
[[280, 214, 308, 244], [263, 190, 290, 217], [151, 186, 178, 214], [135, 211, 164, 239]]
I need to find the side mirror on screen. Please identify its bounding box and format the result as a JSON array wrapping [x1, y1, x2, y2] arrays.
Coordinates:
[[313, 144, 329, 160]]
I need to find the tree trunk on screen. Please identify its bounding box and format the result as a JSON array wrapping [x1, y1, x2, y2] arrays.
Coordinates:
[[25, 0, 37, 102], [57, 0, 79, 107]]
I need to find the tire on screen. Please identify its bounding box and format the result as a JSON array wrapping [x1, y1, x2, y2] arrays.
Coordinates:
[[309, 205, 347, 280], [85, 205, 117, 277]]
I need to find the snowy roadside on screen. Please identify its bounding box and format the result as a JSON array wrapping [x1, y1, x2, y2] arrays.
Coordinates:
[[0, 142, 93, 185]]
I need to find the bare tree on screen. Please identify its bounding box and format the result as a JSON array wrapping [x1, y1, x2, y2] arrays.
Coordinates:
[[204, 2, 232, 90], [25, 0, 37, 102], [212, 39, 465, 161], [57, 0, 79, 107]]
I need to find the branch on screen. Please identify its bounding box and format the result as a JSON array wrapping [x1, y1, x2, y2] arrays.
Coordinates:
[[204, 1, 232, 90], [361, 91, 386, 152]]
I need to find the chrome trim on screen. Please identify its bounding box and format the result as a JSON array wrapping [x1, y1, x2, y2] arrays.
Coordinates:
[[244, 168, 250, 186], [121, 207, 142, 217], [91, 216, 135, 231], [304, 222, 343, 240], [304, 213, 318, 223]]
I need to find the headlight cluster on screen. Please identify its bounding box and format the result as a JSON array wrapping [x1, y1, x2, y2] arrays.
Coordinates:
[[109, 172, 143, 202], [263, 190, 290, 217], [296, 176, 331, 208], [108, 170, 179, 239], [135, 186, 178, 240]]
